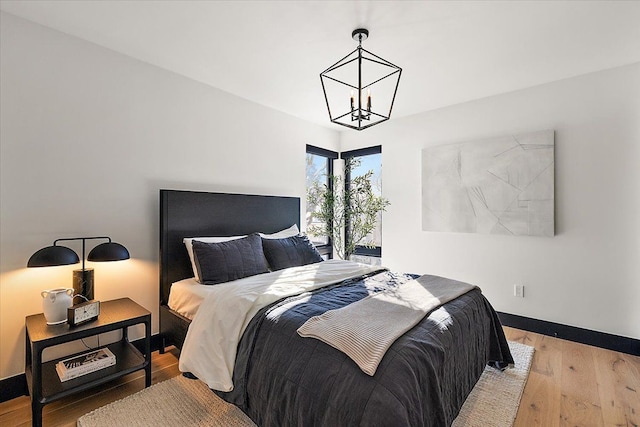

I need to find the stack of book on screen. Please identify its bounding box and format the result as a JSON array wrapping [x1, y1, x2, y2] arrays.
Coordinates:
[[55, 347, 116, 382]]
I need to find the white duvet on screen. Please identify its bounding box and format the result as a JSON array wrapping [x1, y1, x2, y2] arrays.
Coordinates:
[[178, 259, 381, 392]]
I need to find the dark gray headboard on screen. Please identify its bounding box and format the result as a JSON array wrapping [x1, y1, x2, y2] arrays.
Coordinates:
[[159, 189, 300, 305]]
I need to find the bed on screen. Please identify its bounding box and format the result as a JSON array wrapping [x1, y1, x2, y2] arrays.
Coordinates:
[[159, 189, 301, 351], [159, 189, 513, 427]]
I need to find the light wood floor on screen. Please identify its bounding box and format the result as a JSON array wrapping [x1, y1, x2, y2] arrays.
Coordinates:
[[505, 327, 640, 427], [1, 328, 638, 426]]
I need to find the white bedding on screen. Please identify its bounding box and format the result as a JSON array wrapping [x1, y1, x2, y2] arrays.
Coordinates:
[[167, 277, 213, 320], [178, 259, 381, 392]]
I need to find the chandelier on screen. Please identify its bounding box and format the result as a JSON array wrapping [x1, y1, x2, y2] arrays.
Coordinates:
[[320, 28, 402, 131]]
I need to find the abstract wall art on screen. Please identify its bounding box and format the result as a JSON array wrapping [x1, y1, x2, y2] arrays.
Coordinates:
[[421, 130, 554, 236]]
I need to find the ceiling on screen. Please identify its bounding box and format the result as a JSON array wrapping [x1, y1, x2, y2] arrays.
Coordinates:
[[2, 1, 640, 131]]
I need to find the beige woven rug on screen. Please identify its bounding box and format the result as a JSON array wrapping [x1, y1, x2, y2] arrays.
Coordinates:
[[78, 341, 533, 427]]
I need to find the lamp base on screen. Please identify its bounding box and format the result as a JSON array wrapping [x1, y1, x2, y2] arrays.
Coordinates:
[[73, 268, 94, 301]]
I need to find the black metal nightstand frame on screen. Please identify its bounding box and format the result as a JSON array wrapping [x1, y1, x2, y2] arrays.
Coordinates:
[[25, 297, 151, 427]]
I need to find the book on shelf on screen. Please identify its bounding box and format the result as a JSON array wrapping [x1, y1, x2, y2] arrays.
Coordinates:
[[55, 347, 116, 382]]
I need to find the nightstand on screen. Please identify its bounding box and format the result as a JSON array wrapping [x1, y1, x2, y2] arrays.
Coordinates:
[[25, 297, 151, 427]]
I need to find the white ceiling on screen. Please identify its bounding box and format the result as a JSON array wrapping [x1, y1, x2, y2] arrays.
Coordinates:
[[2, 1, 640, 131]]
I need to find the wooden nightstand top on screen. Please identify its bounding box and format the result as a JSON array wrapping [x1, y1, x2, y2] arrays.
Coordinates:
[[26, 297, 150, 343]]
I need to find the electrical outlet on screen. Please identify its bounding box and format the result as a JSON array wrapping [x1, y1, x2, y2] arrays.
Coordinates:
[[514, 284, 524, 298]]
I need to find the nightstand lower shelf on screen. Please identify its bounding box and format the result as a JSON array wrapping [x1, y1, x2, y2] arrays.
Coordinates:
[[27, 340, 146, 402]]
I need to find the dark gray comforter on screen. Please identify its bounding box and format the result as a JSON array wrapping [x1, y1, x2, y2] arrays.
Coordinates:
[[216, 270, 513, 427]]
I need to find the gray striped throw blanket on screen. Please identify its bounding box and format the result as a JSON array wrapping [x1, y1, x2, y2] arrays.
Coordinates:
[[297, 274, 477, 375]]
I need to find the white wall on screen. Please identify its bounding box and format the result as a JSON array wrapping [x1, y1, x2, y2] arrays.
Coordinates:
[[341, 63, 640, 340], [0, 13, 338, 380]]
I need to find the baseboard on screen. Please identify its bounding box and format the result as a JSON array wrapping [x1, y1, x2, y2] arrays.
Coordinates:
[[498, 311, 639, 356], [0, 373, 28, 403], [0, 335, 163, 403], [132, 334, 163, 355]]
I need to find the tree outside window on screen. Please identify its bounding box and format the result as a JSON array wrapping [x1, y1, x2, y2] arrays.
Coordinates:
[[342, 146, 384, 263], [307, 145, 385, 264], [347, 152, 383, 250], [305, 145, 338, 251]]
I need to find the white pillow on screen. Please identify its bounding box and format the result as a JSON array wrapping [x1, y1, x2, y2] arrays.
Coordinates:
[[184, 235, 245, 283], [183, 224, 299, 282], [259, 224, 300, 239]]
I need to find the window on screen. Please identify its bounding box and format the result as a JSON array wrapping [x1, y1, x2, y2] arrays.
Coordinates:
[[305, 144, 383, 263], [342, 146, 383, 263], [305, 145, 338, 257]]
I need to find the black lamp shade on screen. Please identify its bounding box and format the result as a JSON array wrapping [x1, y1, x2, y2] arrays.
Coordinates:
[[27, 245, 80, 267], [87, 242, 130, 262]]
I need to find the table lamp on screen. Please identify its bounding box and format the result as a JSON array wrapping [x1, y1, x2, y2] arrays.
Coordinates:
[[27, 236, 130, 300]]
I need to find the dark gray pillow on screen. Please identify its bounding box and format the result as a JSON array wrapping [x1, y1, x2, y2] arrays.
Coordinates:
[[262, 235, 323, 271], [192, 233, 268, 285]]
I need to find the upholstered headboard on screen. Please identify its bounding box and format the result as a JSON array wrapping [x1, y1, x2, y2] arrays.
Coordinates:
[[159, 189, 300, 305]]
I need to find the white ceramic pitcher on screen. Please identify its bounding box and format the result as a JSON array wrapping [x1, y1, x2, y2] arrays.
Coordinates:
[[41, 288, 74, 325]]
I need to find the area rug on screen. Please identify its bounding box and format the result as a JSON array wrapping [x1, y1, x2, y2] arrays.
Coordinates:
[[452, 340, 534, 426], [78, 341, 533, 427]]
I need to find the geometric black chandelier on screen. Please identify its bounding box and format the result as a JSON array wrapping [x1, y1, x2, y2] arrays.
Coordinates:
[[320, 28, 402, 131]]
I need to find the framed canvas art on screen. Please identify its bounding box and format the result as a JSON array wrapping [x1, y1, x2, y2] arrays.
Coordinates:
[[421, 130, 554, 236]]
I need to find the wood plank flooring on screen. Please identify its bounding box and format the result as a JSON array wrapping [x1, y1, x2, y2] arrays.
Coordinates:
[[505, 327, 640, 427], [1, 328, 638, 426]]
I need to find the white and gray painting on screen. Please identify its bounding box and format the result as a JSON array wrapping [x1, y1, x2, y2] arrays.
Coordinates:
[[422, 130, 554, 236]]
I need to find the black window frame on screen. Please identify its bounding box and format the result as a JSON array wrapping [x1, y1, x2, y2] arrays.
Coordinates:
[[305, 144, 338, 259], [341, 145, 383, 258]]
